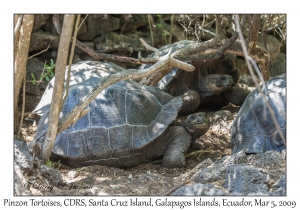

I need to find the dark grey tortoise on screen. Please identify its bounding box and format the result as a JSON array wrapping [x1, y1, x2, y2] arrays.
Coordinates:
[[231, 73, 286, 154], [140, 40, 250, 114], [30, 61, 210, 168]]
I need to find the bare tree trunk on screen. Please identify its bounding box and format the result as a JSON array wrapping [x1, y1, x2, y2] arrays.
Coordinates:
[[41, 15, 75, 162], [14, 14, 23, 59], [14, 14, 34, 132]]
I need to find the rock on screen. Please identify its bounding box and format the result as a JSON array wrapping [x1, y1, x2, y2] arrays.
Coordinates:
[[173, 183, 227, 196], [224, 165, 269, 195], [42, 15, 87, 36], [14, 161, 33, 195], [74, 42, 94, 55], [270, 52, 286, 76], [162, 21, 185, 41], [192, 152, 247, 183], [72, 53, 82, 64], [94, 31, 159, 53], [29, 31, 60, 52], [33, 14, 49, 31], [269, 175, 286, 195], [238, 73, 258, 87], [188, 150, 285, 195], [78, 15, 119, 41], [14, 139, 33, 173], [94, 32, 140, 53], [235, 57, 249, 75], [119, 14, 148, 32], [247, 149, 286, 168], [258, 33, 281, 60], [40, 165, 62, 185]]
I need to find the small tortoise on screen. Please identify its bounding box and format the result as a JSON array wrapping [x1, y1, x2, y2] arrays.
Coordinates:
[[140, 40, 250, 114], [230, 74, 286, 154], [30, 61, 210, 168]]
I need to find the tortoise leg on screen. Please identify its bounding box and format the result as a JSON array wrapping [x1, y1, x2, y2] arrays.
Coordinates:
[[176, 90, 200, 115], [222, 86, 251, 106], [161, 126, 191, 168]]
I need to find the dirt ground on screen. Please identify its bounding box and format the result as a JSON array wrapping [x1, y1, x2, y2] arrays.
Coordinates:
[[18, 103, 240, 196]]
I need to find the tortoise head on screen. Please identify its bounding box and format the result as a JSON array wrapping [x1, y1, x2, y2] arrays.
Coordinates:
[[198, 74, 233, 96], [184, 112, 210, 138]]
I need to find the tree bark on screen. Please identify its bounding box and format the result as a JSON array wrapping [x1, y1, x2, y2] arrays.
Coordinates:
[[41, 15, 75, 162], [14, 14, 34, 132]]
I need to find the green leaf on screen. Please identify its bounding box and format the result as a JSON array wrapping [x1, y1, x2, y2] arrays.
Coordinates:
[[50, 59, 54, 67], [156, 23, 163, 28], [163, 30, 170, 35], [45, 76, 50, 81], [50, 71, 54, 77], [46, 160, 53, 168], [30, 73, 36, 80], [31, 81, 36, 85]]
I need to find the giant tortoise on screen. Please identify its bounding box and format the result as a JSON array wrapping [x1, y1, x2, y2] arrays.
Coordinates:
[[29, 61, 210, 168], [140, 40, 250, 114], [230, 73, 286, 154]]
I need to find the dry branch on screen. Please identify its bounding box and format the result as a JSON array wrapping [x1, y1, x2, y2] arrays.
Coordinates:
[[27, 44, 50, 59], [62, 14, 81, 105], [52, 14, 270, 80], [41, 15, 75, 162], [14, 14, 34, 131]]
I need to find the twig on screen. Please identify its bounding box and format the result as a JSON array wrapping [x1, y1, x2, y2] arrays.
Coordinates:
[[169, 14, 175, 44], [35, 60, 47, 89], [247, 14, 261, 53], [62, 14, 80, 104], [185, 149, 214, 158], [234, 15, 286, 145], [163, 180, 191, 196], [204, 18, 215, 28], [140, 38, 160, 57], [27, 45, 50, 59], [147, 15, 155, 46], [17, 76, 26, 138], [78, 14, 88, 31], [198, 26, 216, 36], [26, 80, 44, 84]]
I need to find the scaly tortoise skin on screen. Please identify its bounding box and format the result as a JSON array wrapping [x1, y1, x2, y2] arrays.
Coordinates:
[[140, 40, 251, 114], [30, 61, 210, 168], [231, 74, 286, 154]]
